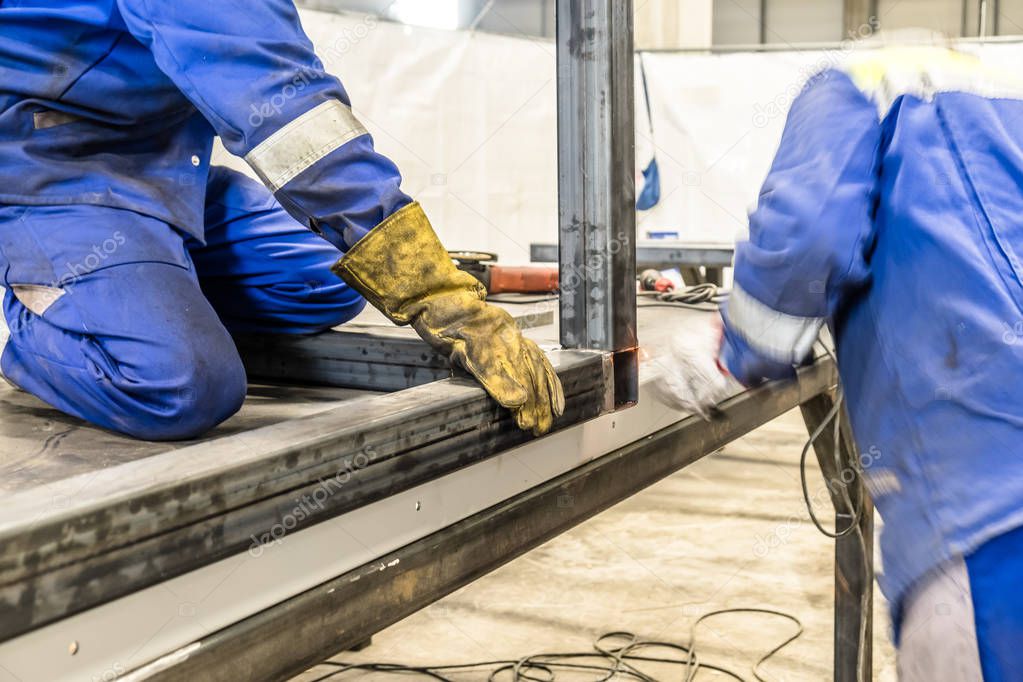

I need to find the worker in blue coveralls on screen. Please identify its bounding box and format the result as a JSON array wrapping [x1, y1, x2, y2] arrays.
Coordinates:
[[0, 1, 564, 441], [666, 44, 1023, 680]]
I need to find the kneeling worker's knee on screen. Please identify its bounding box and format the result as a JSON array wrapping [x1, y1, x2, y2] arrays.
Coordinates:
[[112, 345, 248, 442]]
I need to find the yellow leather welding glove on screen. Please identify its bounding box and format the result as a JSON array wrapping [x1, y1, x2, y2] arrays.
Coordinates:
[[332, 202, 565, 436]]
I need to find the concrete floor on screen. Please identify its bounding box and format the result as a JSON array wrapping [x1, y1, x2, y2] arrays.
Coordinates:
[[293, 410, 898, 681]]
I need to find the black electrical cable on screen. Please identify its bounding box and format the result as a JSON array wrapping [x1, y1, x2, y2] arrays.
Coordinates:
[[798, 341, 862, 540], [308, 607, 803, 681], [799, 340, 870, 682], [798, 391, 861, 539], [637, 283, 729, 312]]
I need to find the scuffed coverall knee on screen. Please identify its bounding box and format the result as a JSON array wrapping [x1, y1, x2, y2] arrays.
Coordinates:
[[0, 1, 413, 439], [718, 46, 1023, 677]]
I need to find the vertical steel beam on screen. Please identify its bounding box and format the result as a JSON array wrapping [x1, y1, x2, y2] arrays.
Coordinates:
[[844, 0, 879, 35], [759, 0, 768, 44], [556, 0, 639, 407], [801, 392, 875, 682]]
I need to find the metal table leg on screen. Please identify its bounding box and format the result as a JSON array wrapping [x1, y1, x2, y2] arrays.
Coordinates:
[[704, 267, 724, 287], [801, 392, 874, 682]]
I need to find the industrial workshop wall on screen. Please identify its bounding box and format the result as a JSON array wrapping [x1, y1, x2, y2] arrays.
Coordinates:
[[636, 40, 1023, 246], [213, 11, 1023, 261], [214, 8, 560, 265]]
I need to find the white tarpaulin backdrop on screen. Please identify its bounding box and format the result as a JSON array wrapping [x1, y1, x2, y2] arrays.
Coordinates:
[[636, 41, 1023, 247], [215, 13, 1023, 262], [216, 9, 558, 265]]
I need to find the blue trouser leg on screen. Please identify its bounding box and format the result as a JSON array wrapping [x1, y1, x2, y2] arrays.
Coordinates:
[[897, 525, 1023, 681], [0, 168, 364, 440], [0, 204, 248, 441], [965, 524, 1023, 680], [190, 166, 366, 335]]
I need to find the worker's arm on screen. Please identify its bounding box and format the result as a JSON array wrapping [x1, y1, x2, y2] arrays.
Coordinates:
[[115, 0, 564, 435], [115, 0, 409, 251], [722, 70, 883, 385]]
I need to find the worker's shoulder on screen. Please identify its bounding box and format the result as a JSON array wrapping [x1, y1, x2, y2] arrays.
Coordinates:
[[831, 45, 1023, 114]]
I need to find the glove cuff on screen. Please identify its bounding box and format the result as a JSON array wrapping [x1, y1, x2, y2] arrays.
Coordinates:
[[331, 202, 486, 324]]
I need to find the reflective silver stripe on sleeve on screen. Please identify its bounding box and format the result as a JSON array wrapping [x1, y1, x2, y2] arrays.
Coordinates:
[[244, 100, 368, 192], [726, 283, 824, 364]]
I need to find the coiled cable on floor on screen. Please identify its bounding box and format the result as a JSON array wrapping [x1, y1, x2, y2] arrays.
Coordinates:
[[309, 606, 803, 681], [638, 283, 729, 312]]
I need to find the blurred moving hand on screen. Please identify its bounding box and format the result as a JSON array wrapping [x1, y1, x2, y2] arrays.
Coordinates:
[[647, 314, 742, 419]]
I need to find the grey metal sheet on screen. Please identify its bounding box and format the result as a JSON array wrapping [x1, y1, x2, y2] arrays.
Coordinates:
[[0, 350, 610, 642], [0, 302, 556, 491], [0, 383, 378, 496]]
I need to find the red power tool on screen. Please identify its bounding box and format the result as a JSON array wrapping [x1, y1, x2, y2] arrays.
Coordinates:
[[450, 251, 560, 295], [640, 268, 676, 293]]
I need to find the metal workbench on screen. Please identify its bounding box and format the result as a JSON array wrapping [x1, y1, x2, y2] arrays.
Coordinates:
[[530, 240, 735, 286], [0, 0, 872, 680], [0, 306, 860, 682]]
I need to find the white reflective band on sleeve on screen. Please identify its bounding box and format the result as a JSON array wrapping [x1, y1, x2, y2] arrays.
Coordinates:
[[245, 100, 368, 192], [726, 283, 824, 364]]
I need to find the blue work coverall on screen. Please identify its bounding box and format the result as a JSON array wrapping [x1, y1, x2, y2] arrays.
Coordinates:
[[721, 46, 1023, 678], [0, 1, 412, 439]]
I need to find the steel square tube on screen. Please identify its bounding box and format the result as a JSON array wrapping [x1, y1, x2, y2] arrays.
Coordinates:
[[556, 0, 639, 406]]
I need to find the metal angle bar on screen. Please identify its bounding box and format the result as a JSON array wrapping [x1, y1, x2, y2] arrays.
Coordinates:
[[556, 0, 639, 407], [760, 0, 768, 45], [531, 242, 735, 268], [127, 357, 838, 682], [0, 351, 610, 643], [235, 328, 451, 392], [236, 307, 556, 392], [843, 0, 877, 37]]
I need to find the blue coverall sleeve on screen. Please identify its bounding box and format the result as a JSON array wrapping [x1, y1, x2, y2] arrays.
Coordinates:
[[721, 69, 883, 385], [115, 0, 411, 250]]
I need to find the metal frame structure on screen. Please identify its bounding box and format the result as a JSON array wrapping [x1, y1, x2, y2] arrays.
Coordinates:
[[0, 1, 875, 679], [128, 358, 841, 682]]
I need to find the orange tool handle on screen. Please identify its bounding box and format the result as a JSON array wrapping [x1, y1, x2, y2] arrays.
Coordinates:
[[487, 266, 560, 295]]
